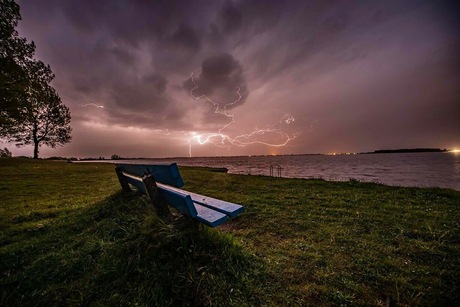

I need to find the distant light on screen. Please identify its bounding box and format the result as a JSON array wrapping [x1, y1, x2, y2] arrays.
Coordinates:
[[450, 149, 460, 153], [325, 152, 357, 156]]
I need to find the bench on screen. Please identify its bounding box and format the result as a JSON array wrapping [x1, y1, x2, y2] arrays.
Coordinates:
[[115, 163, 244, 227]]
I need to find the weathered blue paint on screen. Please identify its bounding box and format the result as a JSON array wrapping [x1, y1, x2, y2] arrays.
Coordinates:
[[159, 188, 198, 217], [193, 203, 229, 227], [116, 163, 184, 187], [115, 164, 244, 227], [153, 188, 229, 227], [157, 183, 244, 217], [124, 173, 146, 193]]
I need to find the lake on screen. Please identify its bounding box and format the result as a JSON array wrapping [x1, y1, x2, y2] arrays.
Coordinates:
[[118, 152, 460, 191]]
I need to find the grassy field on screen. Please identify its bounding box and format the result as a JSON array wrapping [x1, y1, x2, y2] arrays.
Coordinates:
[[1, 158, 459, 306]]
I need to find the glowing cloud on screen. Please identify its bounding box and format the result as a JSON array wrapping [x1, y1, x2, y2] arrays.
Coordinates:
[[187, 67, 300, 156]]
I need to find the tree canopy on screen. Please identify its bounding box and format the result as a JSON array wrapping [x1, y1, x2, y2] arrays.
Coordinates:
[[0, 0, 72, 158], [1, 0, 35, 124]]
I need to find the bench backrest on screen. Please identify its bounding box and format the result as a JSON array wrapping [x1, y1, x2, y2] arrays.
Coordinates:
[[115, 163, 184, 188]]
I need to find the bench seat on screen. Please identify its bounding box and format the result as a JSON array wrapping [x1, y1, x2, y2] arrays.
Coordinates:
[[116, 164, 243, 227], [156, 183, 244, 217]]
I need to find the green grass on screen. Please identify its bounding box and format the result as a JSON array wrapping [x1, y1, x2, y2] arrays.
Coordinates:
[[1, 158, 459, 305]]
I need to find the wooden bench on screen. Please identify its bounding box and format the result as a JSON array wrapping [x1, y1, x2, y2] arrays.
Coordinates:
[[115, 163, 244, 227]]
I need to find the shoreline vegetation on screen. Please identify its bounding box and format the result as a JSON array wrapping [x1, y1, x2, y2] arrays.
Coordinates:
[[363, 148, 448, 154], [1, 158, 459, 305]]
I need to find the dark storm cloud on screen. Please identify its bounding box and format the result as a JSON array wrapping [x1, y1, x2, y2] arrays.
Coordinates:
[[237, 1, 412, 79], [207, 1, 243, 44], [12, 0, 460, 157], [184, 53, 249, 109], [170, 23, 202, 51], [59, 0, 203, 48], [219, 1, 243, 34], [16, 0, 220, 128], [111, 74, 169, 110]]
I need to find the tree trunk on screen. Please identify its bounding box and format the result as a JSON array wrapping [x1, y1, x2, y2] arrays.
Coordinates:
[[33, 141, 39, 159], [33, 122, 39, 159]]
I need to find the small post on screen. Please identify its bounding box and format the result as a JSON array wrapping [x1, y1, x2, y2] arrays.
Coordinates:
[[142, 173, 171, 217], [269, 165, 282, 177], [115, 167, 131, 192]]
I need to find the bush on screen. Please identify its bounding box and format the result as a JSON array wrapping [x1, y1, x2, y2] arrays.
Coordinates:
[[0, 147, 12, 158]]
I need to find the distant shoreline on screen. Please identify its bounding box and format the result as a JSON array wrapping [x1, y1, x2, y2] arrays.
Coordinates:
[[362, 148, 448, 154], [77, 148, 449, 160], [28, 147, 451, 161]]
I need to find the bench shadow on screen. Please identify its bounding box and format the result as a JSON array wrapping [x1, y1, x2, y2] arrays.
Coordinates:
[[2, 191, 264, 306]]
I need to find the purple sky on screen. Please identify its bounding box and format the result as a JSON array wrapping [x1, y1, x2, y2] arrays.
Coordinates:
[[4, 0, 460, 158]]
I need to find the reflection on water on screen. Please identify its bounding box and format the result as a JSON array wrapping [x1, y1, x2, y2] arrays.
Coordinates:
[[126, 152, 460, 190]]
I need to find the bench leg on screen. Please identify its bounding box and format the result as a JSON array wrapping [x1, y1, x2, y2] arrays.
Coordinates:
[[115, 167, 131, 192], [142, 173, 172, 218]]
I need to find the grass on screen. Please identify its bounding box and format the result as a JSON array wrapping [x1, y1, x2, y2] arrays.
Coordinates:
[[1, 158, 459, 305]]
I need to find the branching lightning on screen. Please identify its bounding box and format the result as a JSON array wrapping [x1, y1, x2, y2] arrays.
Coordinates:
[[189, 72, 241, 133], [187, 71, 300, 157]]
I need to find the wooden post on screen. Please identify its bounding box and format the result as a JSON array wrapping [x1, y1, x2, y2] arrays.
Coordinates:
[[115, 167, 131, 192], [142, 173, 171, 217]]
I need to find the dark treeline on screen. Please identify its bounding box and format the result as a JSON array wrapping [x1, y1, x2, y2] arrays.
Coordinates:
[[366, 148, 447, 154]]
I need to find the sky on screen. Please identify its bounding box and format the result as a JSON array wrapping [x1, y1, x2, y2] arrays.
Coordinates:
[[4, 0, 460, 158]]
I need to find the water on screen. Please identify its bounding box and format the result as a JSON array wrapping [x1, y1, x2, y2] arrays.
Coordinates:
[[116, 152, 460, 190]]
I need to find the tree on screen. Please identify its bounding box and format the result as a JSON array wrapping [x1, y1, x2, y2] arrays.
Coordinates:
[[1, 60, 72, 158], [111, 154, 121, 160], [1, 0, 35, 127], [0, 0, 72, 158], [0, 147, 12, 157]]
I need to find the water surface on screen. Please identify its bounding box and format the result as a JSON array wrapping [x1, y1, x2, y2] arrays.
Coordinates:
[[119, 152, 460, 190]]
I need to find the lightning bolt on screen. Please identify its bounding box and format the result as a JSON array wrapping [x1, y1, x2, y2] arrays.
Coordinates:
[[189, 71, 240, 133], [153, 129, 170, 135], [187, 71, 300, 156], [81, 103, 104, 109], [78, 99, 172, 138], [58, 94, 105, 110]]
